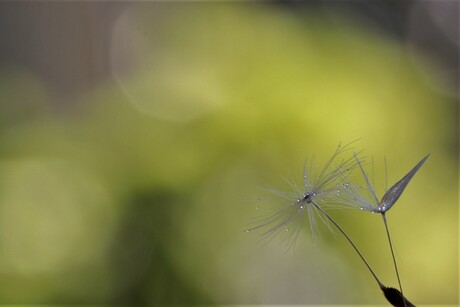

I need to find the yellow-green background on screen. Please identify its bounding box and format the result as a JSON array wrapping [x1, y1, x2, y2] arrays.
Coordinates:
[[0, 3, 457, 306]]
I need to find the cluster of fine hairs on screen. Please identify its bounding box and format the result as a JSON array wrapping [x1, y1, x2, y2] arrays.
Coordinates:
[[247, 141, 429, 307]]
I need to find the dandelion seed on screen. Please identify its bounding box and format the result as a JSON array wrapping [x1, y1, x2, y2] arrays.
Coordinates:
[[344, 153, 430, 214], [247, 143, 423, 306], [342, 153, 429, 307], [246, 141, 362, 248], [379, 155, 429, 213]]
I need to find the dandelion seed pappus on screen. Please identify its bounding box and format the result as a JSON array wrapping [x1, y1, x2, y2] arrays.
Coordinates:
[[246, 141, 363, 248]]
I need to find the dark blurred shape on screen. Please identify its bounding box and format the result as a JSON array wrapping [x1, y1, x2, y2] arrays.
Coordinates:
[[0, 2, 124, 102], [406, 1, 459, 96], [274, 0, 412, 38], [109, 189, 212, 305]]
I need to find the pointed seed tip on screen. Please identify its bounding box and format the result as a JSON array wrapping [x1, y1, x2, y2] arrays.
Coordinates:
[[418, 154, 430, 165]]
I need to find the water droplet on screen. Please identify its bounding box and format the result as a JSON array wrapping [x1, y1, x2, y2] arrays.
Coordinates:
[[300, 205, 305, 209], [337, 189, 341, 193], [246, 229, 251, 232], [360, 207, 364, 210], [285, 228, 289, 232]]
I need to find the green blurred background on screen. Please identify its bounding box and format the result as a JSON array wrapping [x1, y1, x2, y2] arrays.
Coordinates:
[[0, 1, 457, 305]]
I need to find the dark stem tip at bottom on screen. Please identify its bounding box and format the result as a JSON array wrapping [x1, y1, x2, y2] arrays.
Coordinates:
[[381, 285, 416, 307]]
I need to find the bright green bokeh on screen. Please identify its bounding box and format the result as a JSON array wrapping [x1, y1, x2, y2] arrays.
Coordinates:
[[0, 3, 456, 305]]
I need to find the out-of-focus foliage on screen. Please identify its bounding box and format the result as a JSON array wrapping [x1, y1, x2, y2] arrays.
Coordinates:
[[0, 3, 456, 305]]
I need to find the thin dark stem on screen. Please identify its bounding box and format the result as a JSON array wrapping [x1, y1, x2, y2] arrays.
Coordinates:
[[312, 201, 384, 289], [382, 213, 406, 307]]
